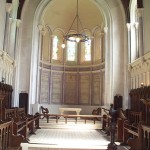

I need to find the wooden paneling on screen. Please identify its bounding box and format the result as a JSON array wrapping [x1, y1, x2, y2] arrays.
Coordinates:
[[92, 73, 100, 105], [79, 74, 90, 105], [39, 64, 104, 106], [51, 72, 63, 104], [64, 73, 77, 104], [40, 70, 50, 103]]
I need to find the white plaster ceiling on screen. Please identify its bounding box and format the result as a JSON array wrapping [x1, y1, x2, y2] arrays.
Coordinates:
[[42, 0, 104, 33]]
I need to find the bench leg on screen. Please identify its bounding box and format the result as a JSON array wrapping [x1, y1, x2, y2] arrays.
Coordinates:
[[65, 118, 67, 124], [94, 119, 96, 124], [47, 116, 49, 123], [75, 117, 77, 124], [56, 116, 58, 123]]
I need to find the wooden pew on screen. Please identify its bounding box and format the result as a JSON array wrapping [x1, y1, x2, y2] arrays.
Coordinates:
[[26, 113, 40, 135], [116, 108, 127, 141], [4, 107, 40, 140], [0, 121, 24, 150], [141, 124, 150, 150], [13, 108, 40, 139], [123, 111, 142, 150], [4, 108, 16, 121], [0, 95, 6, 122]]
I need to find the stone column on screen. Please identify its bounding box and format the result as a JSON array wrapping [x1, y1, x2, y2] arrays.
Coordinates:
[[134, 22, 139, 58], [3, 3, 12, 52], [12, 19, 21, 106], [36, 25, 46, 104], [137, 8, 144, 57], [8, 18, 18, 58], [6, 17, 13, 54], [100, 32, 105, 62], [127, 23, 131, 63], [101, 68, 105, 105], [104, 26, 111, 105], [147, 71, 150, 86]]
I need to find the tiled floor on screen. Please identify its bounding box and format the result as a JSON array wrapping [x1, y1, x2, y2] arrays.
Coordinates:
[[26, 118, 129, 150]]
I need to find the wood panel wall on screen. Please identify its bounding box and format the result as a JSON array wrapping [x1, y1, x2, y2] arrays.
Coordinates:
[[129, 86, 150, 123], [39, 68, 103, 106], [0, 82, 13, 108]]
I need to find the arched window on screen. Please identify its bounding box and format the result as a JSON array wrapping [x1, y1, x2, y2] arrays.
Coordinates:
[[80, 30, 92, 63], [84, 40, 91, 61], [52, 29, 64, 64], [67, 37, 77, 61], [41, 26, 51, 62], [52, 36, 58, 60], [93, 27, 103, 63]]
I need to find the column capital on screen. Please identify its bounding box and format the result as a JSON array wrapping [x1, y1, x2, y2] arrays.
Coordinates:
[[37, 24, 44, 31], [37, 25, 47, 36], [128, 64, 133, 72], [126, 23, 131, 31], [104, 27, 108, 34], [5, 3, 12, 13], [134, 22, 139, 29], [16, 19, 22, 28], [100, 32, 105, 37]]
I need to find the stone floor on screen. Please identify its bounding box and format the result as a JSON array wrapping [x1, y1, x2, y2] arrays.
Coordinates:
[[24, 118, 130, 150]]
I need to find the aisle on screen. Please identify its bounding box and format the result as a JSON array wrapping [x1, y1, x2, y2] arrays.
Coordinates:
[[28, 128, 109, 150], [21, 118, 129, 150]]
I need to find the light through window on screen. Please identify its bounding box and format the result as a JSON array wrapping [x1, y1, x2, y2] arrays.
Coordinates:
[[67, 37, 76, 61], [52, 36, 58, 60], [84, 39, 91, 61]]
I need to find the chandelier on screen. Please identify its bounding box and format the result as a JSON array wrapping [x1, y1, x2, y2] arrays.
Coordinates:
[[62, 0, 89, 48]]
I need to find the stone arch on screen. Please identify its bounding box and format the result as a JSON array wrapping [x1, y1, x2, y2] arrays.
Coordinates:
[[18, 0, 127, 112]]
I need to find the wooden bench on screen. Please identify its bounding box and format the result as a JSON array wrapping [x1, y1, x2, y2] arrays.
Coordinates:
[[44, 114, 102, 124], [44, 114, 62, 123], [26, 113, 40, 135], [4, 107, 40, 140], [0, 121, 24, 150]]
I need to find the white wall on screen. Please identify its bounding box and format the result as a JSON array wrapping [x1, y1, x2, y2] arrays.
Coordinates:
[[0, 0, 6, 50], [144, 0, 150, 53]]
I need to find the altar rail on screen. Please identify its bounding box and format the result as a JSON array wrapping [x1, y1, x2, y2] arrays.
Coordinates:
[[41, 113, 102, 124]]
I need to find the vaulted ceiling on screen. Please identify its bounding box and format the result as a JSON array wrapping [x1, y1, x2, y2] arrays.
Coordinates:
[[10, 0, 131, 21], [42, 0, 104, 33]]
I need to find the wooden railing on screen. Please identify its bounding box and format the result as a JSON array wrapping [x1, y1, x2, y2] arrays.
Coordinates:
[[2, 106, 40, 141]]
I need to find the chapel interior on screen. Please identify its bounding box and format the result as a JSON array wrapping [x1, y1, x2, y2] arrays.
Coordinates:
[[0, 0, 150, 150]]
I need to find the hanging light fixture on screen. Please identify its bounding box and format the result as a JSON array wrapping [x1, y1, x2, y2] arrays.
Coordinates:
[[62, 0, 89, 48]]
